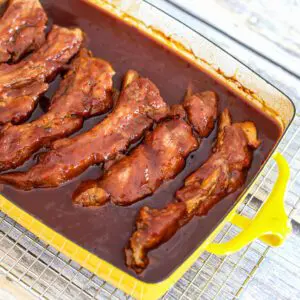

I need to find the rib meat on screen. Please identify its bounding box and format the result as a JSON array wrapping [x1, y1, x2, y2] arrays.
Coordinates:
[[183, 91, 217, 137], [0, 25, 84, 124], [0, 48, 114, 171], [125, 109, 260, 273], [0, 70, 169, 189], [72, 119, 199, 207], [0, 0, 47, 63], [72, 91, 218, 207]]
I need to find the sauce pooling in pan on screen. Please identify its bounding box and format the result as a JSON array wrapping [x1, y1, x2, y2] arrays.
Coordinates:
[[0, 0, 281, 282]]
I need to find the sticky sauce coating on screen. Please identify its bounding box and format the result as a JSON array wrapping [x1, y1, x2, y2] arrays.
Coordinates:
[[0, 0, 281, 283]]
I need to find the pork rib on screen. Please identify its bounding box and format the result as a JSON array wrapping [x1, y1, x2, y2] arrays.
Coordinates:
[[0, 48, 114, 171], [73, 119, 199, 206], [125, 109, 260, 273], [0, 70, 169, 189], [0, 25, 84, 124], [183, 91, 217, 137], [0, 0, 47, 63], [72, 91, 218, 207]]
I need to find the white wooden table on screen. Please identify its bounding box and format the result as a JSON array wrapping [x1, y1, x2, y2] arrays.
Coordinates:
[[159, 1, 300, 299]]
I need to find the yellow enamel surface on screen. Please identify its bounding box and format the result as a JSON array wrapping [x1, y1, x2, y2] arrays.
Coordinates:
[[0, 152, 291, 299], [207, 152, 291, 255], [0, 0, 293, 298]]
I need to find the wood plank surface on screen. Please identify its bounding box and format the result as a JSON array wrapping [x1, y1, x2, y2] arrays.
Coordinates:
[[168, 0, 300, 78], [150, 1, 300, 299], [1, 1, 300, 299]]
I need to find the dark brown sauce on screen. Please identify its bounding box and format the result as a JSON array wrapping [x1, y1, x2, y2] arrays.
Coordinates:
[[0, 0, 281, 283]]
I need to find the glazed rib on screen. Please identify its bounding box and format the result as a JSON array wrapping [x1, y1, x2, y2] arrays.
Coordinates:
[[125, 109, 260, 273], [0, 70, 169, 189], [183, 91, 217, 137], [72, 119, 199, 206], [0, 48, 114, 171], [0, 25, 84, 124], [72, 91, 218, 207], [0, 0, 47, 63]]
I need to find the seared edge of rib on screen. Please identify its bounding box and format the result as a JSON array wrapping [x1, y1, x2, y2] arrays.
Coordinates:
[[72, 89, 219, 207], [125, 109, 260, 273], [0, 25, 84, 124], [0, 0, 47, 63], [0, 48, 114, 171], [0, 70, 169, 189]]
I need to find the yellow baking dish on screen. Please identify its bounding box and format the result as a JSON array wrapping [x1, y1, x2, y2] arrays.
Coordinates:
[[0, 152, 291, 299], [0, 0, 295, 299]]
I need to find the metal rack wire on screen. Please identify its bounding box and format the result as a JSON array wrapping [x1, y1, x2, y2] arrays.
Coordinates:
[[0, 115, 299, 300], [0, 95, 296, 300]]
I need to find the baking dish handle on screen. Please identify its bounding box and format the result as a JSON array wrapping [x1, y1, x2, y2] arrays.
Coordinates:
[[206, 152, 291, 255]]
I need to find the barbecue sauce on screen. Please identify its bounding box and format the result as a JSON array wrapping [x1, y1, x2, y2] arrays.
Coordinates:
[[0, 0, 281, 282]]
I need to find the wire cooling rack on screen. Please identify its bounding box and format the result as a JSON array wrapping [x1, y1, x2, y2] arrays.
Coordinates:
[[0, 114, 299, 300]]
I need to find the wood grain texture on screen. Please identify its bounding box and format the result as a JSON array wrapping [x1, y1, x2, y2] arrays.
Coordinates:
[[0, 272, 35, 299], [169, 0, 300, 77], [241, 226, 300, 300], [150, 0, 300, 299], [0, 1, 299, 299]]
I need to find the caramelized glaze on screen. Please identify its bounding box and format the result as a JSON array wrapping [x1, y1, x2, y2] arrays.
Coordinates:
[[0, 0, 281, 282]]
